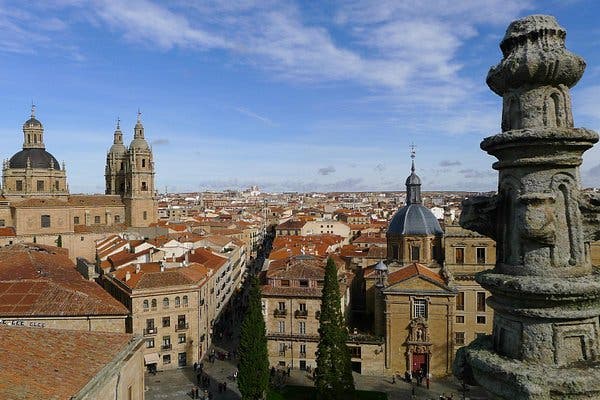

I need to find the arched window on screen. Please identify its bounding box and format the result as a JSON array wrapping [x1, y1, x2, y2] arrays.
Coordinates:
[[142, 159, 146, 168], [143, 300, 149, 310], [151, 299, 157, 308], [120, 162, 124, 171], [183, 296, 189, 307], [175, 296, 181, 308], [163, 297, 169, 308]]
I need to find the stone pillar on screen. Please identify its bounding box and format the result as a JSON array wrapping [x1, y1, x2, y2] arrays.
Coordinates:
[[454, 15, 600, 399]]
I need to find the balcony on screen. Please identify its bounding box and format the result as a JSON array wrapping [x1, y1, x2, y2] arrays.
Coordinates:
[[176, 323, 189, 331], [144, 327, 157, 335], [274, 309, 287, 318], [294, 310, 308, 319], [162, 343, 172, 350]]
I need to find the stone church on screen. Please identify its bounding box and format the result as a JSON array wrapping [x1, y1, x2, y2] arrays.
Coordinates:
[[0, 107, 157, 259]]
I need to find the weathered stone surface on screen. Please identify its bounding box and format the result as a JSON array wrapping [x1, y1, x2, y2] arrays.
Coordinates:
[[455, 15, 600, 399]]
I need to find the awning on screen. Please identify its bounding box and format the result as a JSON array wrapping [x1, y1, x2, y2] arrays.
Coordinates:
[[144, 353, 160, 365]]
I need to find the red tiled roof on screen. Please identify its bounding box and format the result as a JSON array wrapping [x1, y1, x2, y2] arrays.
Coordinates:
[[188, 248, 227, 271], [387, 263, 446, 286], [0, 326, 134, 399], [0, 244, 128, 316], [0, 227, 16, 237]]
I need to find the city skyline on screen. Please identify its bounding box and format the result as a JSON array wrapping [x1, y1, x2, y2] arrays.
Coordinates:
[[1, 1, 599, 193]]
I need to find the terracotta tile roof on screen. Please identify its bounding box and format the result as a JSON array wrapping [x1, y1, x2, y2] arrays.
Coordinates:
[[0, 325, 134, 399], [110, 262, 210, 290], [0, 244, 128, 316], [276, 219, 305, 230], [188, 248, 228, 271], [11, 198, 69, 207], [67, 195, 124, 207], [387, 262, 446, 286], [261, 285, 322, 298]]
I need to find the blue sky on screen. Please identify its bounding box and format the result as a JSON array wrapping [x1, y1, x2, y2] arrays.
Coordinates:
[[1, 0, 599, 193]]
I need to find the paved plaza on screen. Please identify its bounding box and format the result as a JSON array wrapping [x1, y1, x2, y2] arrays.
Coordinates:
[[145, 343, 489, 400]]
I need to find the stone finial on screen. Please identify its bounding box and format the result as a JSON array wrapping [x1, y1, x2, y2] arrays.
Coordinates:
[[487, 15, 586, 96]]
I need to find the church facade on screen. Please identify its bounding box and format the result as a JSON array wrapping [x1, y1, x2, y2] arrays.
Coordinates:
[[0, 107, 158, 259]]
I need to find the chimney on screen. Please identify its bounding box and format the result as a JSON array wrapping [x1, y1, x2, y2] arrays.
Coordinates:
[[125, 271, 131, 282], [135, 263, 141, 274], [184, 251, 189, 266], [160, 261, 165, 272]]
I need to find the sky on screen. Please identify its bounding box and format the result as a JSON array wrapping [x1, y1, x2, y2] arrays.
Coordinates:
[[0, 0, 599, 194]]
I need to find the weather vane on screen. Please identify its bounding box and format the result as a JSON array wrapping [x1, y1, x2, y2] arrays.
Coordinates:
[[410, 143, 417, 159]]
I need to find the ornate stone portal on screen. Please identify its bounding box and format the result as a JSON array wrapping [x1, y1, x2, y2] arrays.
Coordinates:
[[454, 15, 600, 399]]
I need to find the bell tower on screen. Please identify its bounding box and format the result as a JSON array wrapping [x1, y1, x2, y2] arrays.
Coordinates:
[[123, 111, 157, 227], [105, 118, 128, 196]]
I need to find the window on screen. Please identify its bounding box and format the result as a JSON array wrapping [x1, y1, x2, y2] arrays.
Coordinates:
[[151, 299, 157, 308], [142, 159, 146, 168], [411, 246, 420, 262], [300, 343, 306, 355], [392, 244, 399, 259], [178, 315, 186, 328], [299, 303, 307, 312], [143, 211, 148, 220], [413, 299, 428, 319], [175, 296, 181, 308], [94, 216, 101, 224], [146, 319, 155, 329], [476, 247, 486, 264], [163, 297, 170, 308], [349, 346, 361, 358], [41, 215, 51, 228], [477, 315, 486, 324], [146, 338, 155, 348], [115, 215, 121, 223], [178, 333, 186, 344], [456, 292, 465, 311], [278, 321, 285, 333], [37, 180, 44, 191], [0, 220, 4, 227], [74, 216, 80, 224], [455, 332, 465, 345], [281, 280, 290, 287], [163, 317, 170, 327], [143, 300, 149, 310], [278, 302, 286, 311], [456, 315, 465, 323], [299, 322, 306, 334], [163, 354, 171, 364], [141, 181, 148, 191], [120, 162, 124, 171], [278, 343, 286, 354], [162, 336, 171, 348], [477, 292, 486, 312], [182, 296, 188, 307], [16, 180, 23, 191], [299, 280, 309, 287], [54, 181, 59, 190], [455, 247, 465, 264]]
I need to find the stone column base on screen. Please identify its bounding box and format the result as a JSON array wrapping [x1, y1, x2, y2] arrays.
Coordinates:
[[454, 336, 600, 400]]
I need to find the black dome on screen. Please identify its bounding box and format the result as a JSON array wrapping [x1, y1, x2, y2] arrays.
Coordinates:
[[9, 149, 61, 170], [23, 117, 42, 128], [388, 204, 443, 236]]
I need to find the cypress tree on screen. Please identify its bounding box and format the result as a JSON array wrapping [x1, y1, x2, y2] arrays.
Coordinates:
[[238, 275, 269, 400], [316, 257, 354, 399], [56, 235, 62, 248]]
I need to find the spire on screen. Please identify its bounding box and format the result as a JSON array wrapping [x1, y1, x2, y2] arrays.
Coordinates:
[[31, 102, 36, 118], [113, 117, 123, 145], [134, 109, 144, 139], [405, 144, 422, 205]]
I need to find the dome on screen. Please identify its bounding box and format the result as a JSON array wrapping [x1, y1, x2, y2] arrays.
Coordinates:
[[23, 117, 42, 128], [405, 172, 421, 186], [129, 138, 150, 151], [109, 142, 128, 156], [388, 204, 443, 236], [9, 148, 61, 170], [375, 260, 388, 271]]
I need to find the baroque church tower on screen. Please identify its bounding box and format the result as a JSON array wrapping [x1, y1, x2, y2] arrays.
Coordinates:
[[105, 112, 157, 227]]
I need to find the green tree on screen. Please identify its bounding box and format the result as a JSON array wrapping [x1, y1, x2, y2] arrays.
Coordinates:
[[315, 257, 354, 399], [56, 235, 62, 248], [238, 275, 269, 400]]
